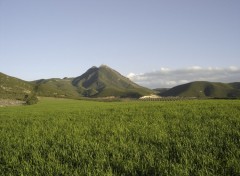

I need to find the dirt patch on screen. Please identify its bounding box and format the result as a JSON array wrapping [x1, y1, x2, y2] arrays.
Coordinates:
[[0, 99, 25, 107]]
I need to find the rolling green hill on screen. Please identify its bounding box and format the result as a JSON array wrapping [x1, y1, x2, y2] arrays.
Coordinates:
[[32, 78, 80, 98], [0, 72, 34, 100], [160, 81, 240, 98]]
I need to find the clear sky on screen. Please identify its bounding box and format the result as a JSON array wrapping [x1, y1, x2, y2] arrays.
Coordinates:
[[0, 0, 240, 88]]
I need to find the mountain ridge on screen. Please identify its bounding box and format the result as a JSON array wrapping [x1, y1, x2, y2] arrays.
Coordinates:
[[160, 81, 240, 98], [1, 67, 239, 100], [71, 65, 153, 97], [18, 65, 152, 99]]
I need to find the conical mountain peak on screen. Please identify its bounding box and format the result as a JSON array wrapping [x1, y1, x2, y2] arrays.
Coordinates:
[[72, 65, 153, 97]]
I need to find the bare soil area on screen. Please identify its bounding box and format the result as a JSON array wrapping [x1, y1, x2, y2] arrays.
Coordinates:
[[0, 99, 25, 107]]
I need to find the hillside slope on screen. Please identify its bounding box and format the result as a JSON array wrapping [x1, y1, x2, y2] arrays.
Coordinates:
[[33, 78, 80, 98], [0, 72, 34, 100], [31, 65, 153, 98], [160, 81, 240, 98], [72, 65, 153, 97]]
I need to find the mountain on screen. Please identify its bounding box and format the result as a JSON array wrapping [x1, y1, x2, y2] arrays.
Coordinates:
[[32, 65, 153, 98], [72, 65, 153, 97], [160, 81, 240, 98], [2, 67, 239, 100], [0, 72, 34, 100]]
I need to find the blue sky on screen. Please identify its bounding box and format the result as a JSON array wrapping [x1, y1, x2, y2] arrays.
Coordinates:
[[0, 0, 240, 88]]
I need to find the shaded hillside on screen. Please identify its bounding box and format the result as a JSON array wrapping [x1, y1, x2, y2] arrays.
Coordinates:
[[0, 72, 33, 100], [153, 88, 169, 94], [160, 81, 240, 98], [229, 82, 240, 90]]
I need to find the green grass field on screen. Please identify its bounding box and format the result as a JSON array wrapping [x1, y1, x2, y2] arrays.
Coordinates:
[[0, 98, 240, 175]]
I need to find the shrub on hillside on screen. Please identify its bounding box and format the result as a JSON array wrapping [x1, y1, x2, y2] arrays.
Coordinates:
[[24, 94, 38, 105]]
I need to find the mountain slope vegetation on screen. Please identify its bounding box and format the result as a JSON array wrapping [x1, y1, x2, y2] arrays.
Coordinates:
[[160, 81, 240, 98], [0, 72, 34, 100], [72, 65, 153, 97], [31, 65, 153, 98], [33, 78, 80, 98], [1, 67, 239, 100]]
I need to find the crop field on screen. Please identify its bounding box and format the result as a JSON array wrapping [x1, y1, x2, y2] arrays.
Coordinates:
[[0, 98, 240, 175]]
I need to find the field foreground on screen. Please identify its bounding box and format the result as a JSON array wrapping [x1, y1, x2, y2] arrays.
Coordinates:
[[0, 98, 240, 175]]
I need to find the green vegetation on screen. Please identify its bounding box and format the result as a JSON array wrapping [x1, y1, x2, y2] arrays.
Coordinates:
[[24, 94, 39, 105], [1, 67, 240, 100], [0, 72, 33, 100], [161, 81, 240, 98], [32, 65, 153, 99], [33, 78, 80, 98], [0, 66, 153, 100], [72, 65, 153, 98], [0, 98, 239, 175]]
